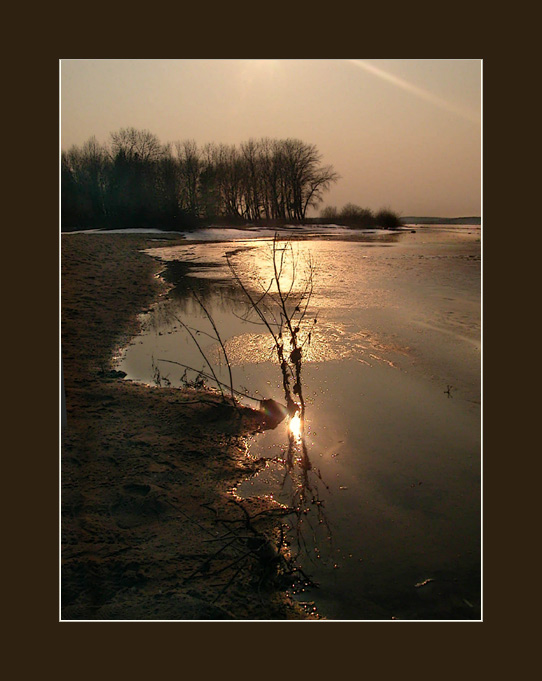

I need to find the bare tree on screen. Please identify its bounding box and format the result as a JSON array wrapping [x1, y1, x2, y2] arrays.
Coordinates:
[[340, 203, 374, 227], [62, 131, 340, 230], [175, 139, 201, 216], [240, 138, 263, 221], [61, 136, 110, 226], [110, 127, 164, 163], [280, 139, 340, 220], [226, 235, 331, 556], [320, 205, 339, 220]]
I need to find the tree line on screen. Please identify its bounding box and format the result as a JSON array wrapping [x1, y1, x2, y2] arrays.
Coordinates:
[[61, 128, 340, 231], [320, 203, 402, 229]]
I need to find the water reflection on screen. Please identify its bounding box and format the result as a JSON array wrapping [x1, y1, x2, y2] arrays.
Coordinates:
[[118, 230, 481, 619], [208, 323, 407, 367], [160, 258, 246, 311], [164, 238, 335, 570], [131, 237, 400, 571], [222, 236, 334, 567], [289, 413, 302, 441], [269, 409, 333, 569]]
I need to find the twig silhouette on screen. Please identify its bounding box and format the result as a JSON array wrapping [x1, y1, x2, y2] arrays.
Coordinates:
[[190, 288, 236, 404]]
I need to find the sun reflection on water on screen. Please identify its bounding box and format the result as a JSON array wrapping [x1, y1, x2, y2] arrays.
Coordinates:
[[207, 322, 405, 367], [289, 412, 302, 442]]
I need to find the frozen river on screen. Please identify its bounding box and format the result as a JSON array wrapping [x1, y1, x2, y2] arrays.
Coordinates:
[[116, 225, 481, 620]]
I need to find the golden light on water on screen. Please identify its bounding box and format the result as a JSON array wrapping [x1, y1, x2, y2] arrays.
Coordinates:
[[208, 324, 406, 367], [289, 413, 302, 441]]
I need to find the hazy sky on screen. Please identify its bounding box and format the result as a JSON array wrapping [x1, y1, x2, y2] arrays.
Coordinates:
[[61, 59, 482, 217]]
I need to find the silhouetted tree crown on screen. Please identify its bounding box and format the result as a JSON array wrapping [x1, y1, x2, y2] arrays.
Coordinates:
[[61, 129, 340, 231]]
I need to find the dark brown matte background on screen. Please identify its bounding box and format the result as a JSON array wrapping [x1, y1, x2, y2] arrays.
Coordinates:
[[16, 37, 509, 667]]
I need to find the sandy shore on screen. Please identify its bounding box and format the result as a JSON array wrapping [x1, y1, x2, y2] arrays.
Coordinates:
[[61, 233, 312, 620]]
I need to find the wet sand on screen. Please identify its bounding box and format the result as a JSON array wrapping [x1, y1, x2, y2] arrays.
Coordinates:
[[61, 233, 312, 620]]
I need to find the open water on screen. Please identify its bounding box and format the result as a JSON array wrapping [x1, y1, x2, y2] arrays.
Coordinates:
[[116, 225, 481, 620]]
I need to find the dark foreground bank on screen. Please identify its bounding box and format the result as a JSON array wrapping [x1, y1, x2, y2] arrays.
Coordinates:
[[61, 233, 314, 620]]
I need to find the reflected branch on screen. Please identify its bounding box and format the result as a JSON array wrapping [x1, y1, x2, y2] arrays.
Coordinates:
[[227, 234, 332, 565]]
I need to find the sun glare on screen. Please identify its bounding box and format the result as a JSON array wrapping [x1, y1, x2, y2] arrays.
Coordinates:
[[289, 412, 302, 442]]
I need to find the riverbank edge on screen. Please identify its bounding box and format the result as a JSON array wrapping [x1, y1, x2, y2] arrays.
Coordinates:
[[61, 232, 313, 620]]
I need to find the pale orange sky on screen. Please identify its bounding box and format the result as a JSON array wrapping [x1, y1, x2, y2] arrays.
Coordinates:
[[61, 59, 482, 217]]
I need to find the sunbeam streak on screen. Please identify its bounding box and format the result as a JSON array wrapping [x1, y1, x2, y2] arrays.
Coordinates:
[[347, 59, 479, 123]]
